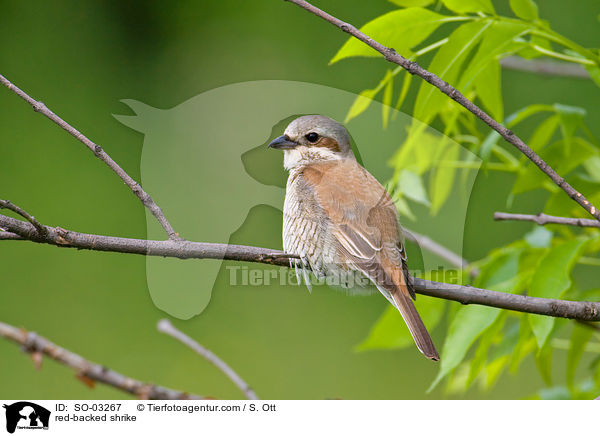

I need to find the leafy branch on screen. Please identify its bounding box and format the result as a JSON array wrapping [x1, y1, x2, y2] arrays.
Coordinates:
[[286, 0, 600, 221], [286, 0, 600, 396]]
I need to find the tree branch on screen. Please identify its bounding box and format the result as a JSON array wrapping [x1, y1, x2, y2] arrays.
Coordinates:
[[0, 231, 24, 240], [500, 56, 590, 79], [2, 212, 599, 321], [0, 199, 47, 236], [494, 212, 600, 228], [0, 73, 181, 241], [157, 319, 259, 400], [0, 321, 203, 400], [284, 0, 600, 223], [414, 279, 600, 321], [0, 211, 296, 265]]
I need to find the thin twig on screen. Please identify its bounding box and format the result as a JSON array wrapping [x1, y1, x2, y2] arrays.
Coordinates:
[[0, 230, 24, 240], [0, 321, 203, 400], [157, 319, 259, 400], [2, 213, 599, 321], [405, 229, 479, 277], [0, 199, 46, 236], [494, 211, 600, 228], [284, 0, 600, 223], [500, 56, 590, 79], [0, 74, 180, 241]]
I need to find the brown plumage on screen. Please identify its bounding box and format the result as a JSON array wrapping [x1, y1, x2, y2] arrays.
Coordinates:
[[269, 115, 439, 361]]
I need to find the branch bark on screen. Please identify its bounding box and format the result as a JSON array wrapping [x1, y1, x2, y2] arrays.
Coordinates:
[[0, 321, 203, 400], [157, 319, 259, 400], [0, 74, 180, 241], [284, 0, 600, 223], [0, 231, 24, 240], [2, 212, 599, 321], [494, 212, 600, 228], [500, 56, 590, 79], [0, 199, 47, 236]]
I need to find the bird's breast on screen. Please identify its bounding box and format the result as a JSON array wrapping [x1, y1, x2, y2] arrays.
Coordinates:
[[283, 172, 348, 280]]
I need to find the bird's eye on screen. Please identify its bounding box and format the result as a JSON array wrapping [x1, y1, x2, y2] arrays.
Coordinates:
[[305, 132, 319, 143]]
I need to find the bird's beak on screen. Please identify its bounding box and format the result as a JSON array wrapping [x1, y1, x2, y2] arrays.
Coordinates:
[[268, 135, 298, 150]]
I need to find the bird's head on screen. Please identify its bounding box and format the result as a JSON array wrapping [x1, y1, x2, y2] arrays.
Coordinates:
[[268, 115, 355, 170]]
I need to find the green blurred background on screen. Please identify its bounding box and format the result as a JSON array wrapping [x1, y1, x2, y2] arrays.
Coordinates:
[[1, 0, 598, 399]]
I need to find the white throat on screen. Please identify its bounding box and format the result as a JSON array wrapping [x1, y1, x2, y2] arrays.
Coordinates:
[[283, 146, 354, 170]]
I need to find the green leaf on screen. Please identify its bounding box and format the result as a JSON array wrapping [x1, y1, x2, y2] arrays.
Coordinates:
[[356, 297, 445, 351], [490, 321, 522, 361], [428, 305, 501, 392], [331, 8, 453, 64], [345, 89, 379, 124], [414, 19, 492, 124], [509, 0, 539, 21], [513, 137, 598, 195], [388, 0, 434, 7], [382, 70, 394, 129], [474, 245, 524, 293], [459, 19, 532, 120], [483, 355, 510, 389], [528, 114, 559, 151], [535, 341, 553, 385], [524, 227, 553, 248], [441, 0, 495, 14], [583, 156, 600, 183], [506, 103, 554, 126], [539, 385, 570, 399], [594, 356, 600, 387], [516, 34, 552, 59], [467, 314, 506, 387], [473, 61, 503, 121], [528, 239, 588, 348], [554, 103, 586, 155], [567, 324, 594, 388], [509, 317, 536, 373], [393, 70, 413, 113], [585, 65, 600, 88], [398, 169, 431, 206], [444, 362, 470, 394], [394, 129, 448, 174], [429, 142, 460, 214], [515, 247, 546, 292], [479, 131, 501, 162], [344, 70, 395, 123], [555, 138, 598, 174], [545, 175, 600, 219]]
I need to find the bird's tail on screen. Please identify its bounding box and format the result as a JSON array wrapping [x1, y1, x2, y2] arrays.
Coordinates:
[[391, 289, 440, 361], [359, 255, 440, 361]]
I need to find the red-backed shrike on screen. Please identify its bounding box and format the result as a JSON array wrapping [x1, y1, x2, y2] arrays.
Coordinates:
[[269, 115, 439, 361]]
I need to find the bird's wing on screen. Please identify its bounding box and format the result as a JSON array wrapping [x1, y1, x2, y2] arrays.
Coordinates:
[[302, 159, 439, 360]]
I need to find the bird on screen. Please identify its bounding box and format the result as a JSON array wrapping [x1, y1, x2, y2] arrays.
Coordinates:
[[268, 115, 439, 361]]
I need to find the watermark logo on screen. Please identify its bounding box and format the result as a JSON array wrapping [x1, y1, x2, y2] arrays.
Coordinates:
[[113, 80, 479, 319], [3, 402, 50, 434]]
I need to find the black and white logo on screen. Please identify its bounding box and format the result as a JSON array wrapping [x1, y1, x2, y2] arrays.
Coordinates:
[[3, 402, 50, 434]]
